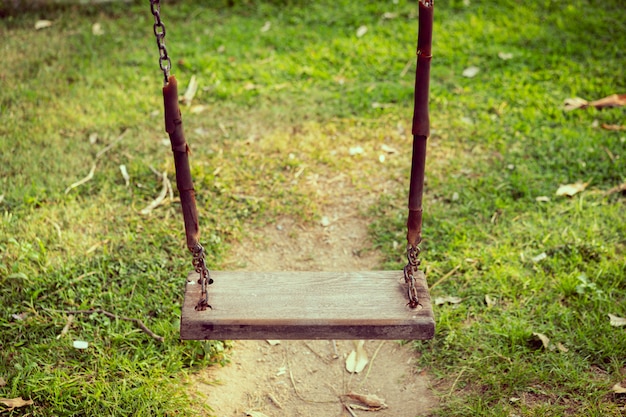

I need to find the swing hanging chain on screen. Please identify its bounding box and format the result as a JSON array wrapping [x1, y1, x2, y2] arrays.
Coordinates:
[[192, 243, 213, 311], [149, 0, 171, 84], [403, 244, 421, 309]]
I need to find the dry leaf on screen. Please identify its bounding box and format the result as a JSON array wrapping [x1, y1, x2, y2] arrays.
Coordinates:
[[531, 332, 550, 349], [346, 340, 368, 373], [382, 12, 398, 19], [260, 21, 271, 32], [485, 294, 497, 307], [181, 75, 198, 106], [0, 397, 34, 411], [35, 20, 52, 30], [380, 144, 398, 154], [73, 340, 89, 349], [462, 66, 480, 78], [532, 252, 547, 263], [0, 377, 6, 387], [498, 52, 514, 60], [556, 342, 569, 353], [434, 296, 463, 305], [612, 383, 626, 394], [266, 340, 280, 346], [563, 97, 588, 111], [346, 392, 387, 409], [356, 25, 368, 38], [608, 314, 626, 327], [589, 94, 626, 109], [119, 165, 130, 187], [564, 94, 626, 111], [601, 123, 626, 131], [556, 182, 588, 197], [535, 196, 550, 202], [92, 22, 104, 36]]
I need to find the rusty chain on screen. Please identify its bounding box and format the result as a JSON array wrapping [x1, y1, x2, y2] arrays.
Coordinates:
[[192, 243, 213, 311], [403, 244, 421, 309], [149, 0, 172, 84]]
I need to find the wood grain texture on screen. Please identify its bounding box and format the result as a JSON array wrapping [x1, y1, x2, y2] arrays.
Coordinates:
[[180, 270, 434, 340]]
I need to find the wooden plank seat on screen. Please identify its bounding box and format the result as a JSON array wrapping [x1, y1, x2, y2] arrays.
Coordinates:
[[180, 270, 434, 340]]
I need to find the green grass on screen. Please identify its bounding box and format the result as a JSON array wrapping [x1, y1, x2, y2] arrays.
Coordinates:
[[1, 0, 625, 416]]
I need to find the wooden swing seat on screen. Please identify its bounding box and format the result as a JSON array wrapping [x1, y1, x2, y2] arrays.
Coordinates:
[[180, 270, 434, 340]]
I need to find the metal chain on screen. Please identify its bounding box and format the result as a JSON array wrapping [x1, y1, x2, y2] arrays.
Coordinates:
[[403, 244, 421, 308], [149, 0, 172, 84], [192, 244, 213, 311]]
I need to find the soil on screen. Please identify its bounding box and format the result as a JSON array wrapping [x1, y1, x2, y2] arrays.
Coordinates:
[[191, 208, 438, 417]]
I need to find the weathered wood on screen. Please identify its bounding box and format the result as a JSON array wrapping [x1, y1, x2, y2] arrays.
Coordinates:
[[180, 270, 434, 340]]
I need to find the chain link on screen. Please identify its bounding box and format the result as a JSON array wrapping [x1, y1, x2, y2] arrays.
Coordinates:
[[403, 244, 421, 308], [149, 0, 172, 84], [192, 244, 213, 311]]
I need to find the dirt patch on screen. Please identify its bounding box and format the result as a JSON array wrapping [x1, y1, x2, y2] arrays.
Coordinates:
[[191, 210, 438, 416]]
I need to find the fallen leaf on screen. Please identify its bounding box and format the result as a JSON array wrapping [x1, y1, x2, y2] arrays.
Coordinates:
[[535, 196, 551, 202], [608, 314, 626, 327], [434, 296, 463, 305], [356, 25, 368, 38], [119, 165, 130, 187], [349, 146, 364, 156], [35, 20, 52, 30], [531, 332, 550, 349], [556, 342, 569, 353], [556, 182, 588, 197], [564, 94, 626, 111], [601, 123, 626, 131], [266, 340, 280, 346], [498, 52, 514, 60], [190, 105, 207, 114], [563, 97, 588, 111], [612, 383, 626, 394], [485, 294, 497, 307], [532, 252, 547, 263], [260, 21, 271, 32], [462, 66, 480, 78], [382, 12, 398, 19], [380, 144, 398, 154], [346, 340, 368, 373], [0, 397, 34, 411], [276, 366, 287, 376], [589, 93, 626, 109], [92, 22, 104, 36], [0, 377, 6, 387], [346, 392, 387, 409], [73, 340, 89, 349]]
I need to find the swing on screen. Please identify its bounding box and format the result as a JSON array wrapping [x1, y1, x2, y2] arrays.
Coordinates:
[[149, 0, 436, 340]]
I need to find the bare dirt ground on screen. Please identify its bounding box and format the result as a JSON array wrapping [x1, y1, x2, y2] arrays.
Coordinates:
[[190, 208, 438, 417]]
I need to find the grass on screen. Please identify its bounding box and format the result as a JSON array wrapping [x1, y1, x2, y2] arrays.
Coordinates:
[[1, 0, 625, 416]]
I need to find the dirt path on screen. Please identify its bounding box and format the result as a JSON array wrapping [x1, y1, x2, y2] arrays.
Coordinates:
[[191, 210, 438, 416]]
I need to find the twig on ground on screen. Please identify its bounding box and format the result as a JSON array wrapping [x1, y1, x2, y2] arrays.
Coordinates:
[[56, 314, 74, 340], [357, 341, 385, 390], [430, 264, 461, 289], [343, 402, 359, 417], [303, 342, 330, 364], [53, 308, 164, 342], [95, 129, 128, 159], [140, 171, 171, 215], [65, 163, 97, 194], [65, 130, 129, 194], [606, 182, 626, 196]]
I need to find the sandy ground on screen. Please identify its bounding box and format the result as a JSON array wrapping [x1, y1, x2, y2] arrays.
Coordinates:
[[190, 211, 438, 417]]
